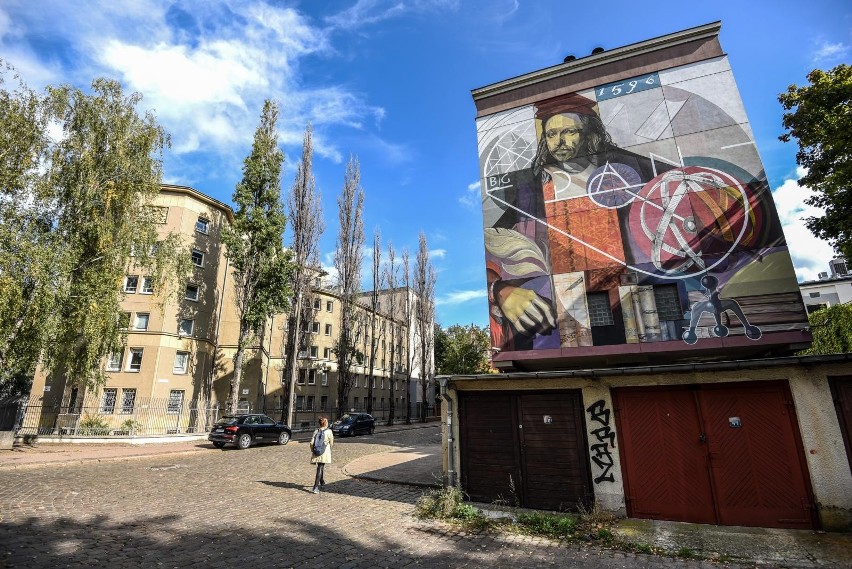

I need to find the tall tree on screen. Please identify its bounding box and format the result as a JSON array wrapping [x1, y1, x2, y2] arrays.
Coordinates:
[[1, 66, 188, 395], [333, 156, 365, 418], [382, 241, 400, 426], [779, 64, 852, 258], [366, 229, 381, 415], [798, 304, 852, 356], [282, 124, 323, 426], [413, 232, 436, 422], [401, 247, 415, 424], [222, 100, 293, 414], [435, 323, 491, 375]]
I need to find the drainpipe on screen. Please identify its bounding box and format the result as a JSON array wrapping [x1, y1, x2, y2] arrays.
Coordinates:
[[438, 375, 456, 488]]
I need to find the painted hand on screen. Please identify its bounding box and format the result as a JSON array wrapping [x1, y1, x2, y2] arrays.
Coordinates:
[[496, 285, 556, 336]]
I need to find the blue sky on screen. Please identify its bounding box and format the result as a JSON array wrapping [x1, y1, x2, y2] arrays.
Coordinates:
[[2, 0, 849, 328]]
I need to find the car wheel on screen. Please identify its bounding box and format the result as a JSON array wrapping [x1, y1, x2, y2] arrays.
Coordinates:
[[278, 431, 290, 445], [237, 433, 252, 450], [212, 441, 226, 449]]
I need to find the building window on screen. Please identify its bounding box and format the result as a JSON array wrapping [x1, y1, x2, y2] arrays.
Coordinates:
[[381, 378, 385, 389], [313, 298, 321, 310], [185, 284, 199, 301], [106, 351, 123, 371], [321, 371, 328, 386], [353, 376, 358, 388], [298, 369, 306, 384], [141, 277, 154, 294], [809, 291, 821, 298], [124, 275, 139, 293], [178, 319, 194, 336], [296, 395, 305, 410], [120, 389, 136, 414], [587, 292, 614, 326], [311, 321, 320, 334], [195, 217, 209, 234], [119, 312, 131, 329], [133, 313, 149, 331], [100, 388, 117, 414], [320, 395, 328, 411], [307, 369, 316, 385], [324, 323, 332, 336], [807, 303, 828, 314], [127, 348, 143, 372], [653, 285, 683, 321], [326, 300, 333, 312], [372, 377, 377, 388], [310, 345, 318, 358], [307, 395, 315, 410], [323, 347, 331, 359], [191, 249, 204, 267], [167, 390, 184, 414], [353, 397, 359, 409], [173, 351, 189, 374]]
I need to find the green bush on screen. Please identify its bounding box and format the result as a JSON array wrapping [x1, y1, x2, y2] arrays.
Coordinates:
[[119, 419, 143, 433], [77, 414, 110, 435]]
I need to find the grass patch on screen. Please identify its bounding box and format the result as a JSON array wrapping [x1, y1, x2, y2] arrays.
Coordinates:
[[677, 547, 696, 558], [515, 512, 577, 539]]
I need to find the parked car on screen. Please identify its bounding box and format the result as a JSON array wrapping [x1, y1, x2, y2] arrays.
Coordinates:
[[331, 413, 375, 437], [208, 414, 292, 449]]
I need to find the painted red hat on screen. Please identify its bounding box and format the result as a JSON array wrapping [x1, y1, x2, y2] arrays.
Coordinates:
[[534, 92, 599, 121]]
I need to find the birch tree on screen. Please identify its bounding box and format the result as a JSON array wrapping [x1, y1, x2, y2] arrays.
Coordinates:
[[414, 232, 436, 422], [333, 156, 365, 418], [282, 124, 323, 425], [222, 100, 293, 414]]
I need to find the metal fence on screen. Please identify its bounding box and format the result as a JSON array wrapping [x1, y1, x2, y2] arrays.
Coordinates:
[[8, 395, 439, 438], [15, 395, 220, 437]]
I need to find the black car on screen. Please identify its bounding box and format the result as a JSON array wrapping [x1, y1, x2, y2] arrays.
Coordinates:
[[208, 414, 292, 449], [331, 413, 375, 437]]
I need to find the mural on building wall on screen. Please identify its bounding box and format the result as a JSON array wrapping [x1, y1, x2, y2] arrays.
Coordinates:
[[479, 57, 807, 353]]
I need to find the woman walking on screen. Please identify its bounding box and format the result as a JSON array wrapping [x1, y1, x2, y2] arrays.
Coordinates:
[[310, 416, 334, 493]]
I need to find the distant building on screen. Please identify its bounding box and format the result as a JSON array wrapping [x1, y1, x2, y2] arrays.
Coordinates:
[[799, 258, 852, 314], [24, 184, 432, 437]]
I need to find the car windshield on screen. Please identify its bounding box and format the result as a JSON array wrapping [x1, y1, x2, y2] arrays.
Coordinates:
[[215, 416, 240, 426], [336, 415, 355, 424]]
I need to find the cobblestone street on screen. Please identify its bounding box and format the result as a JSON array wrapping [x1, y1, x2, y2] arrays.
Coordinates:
[[1, 427, 750, 568]]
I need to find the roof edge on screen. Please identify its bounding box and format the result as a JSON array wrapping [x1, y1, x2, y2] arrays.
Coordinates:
[[160, 183, 235, 223], [471, 21, 722, 102]]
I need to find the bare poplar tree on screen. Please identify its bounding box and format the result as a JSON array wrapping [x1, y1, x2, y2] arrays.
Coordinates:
[[414, 232, 436, 422], [401, 247, 416, 424], [383, 241, 399, 426], [282, 124, 323, 426], [333, 156, 365, 418], [366, 229, 381, 415]]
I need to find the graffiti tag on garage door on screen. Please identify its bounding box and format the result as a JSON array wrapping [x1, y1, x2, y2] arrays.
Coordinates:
[[587, 399, 616, 484]]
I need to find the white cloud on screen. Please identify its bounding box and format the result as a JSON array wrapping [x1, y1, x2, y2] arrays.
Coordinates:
[[429, 248, 447, 259], [325, 0, 458, 31], [812, 40, 850, 64], [436, 289, 486, 306], [459, 180, 480, 209], [772, 167, 836, 281]]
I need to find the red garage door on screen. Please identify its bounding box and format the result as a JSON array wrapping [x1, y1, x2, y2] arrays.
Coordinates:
[[459, 391, 593, 511], [614, 381, 817, 529], [829, 377, 852, 476]]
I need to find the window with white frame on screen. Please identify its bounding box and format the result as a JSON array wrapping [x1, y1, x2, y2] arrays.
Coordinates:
[[353, 375, 358, 388], [381, 378, 384, 389], [307, 369, 316, 385], [321, 371, 328, 386], [178, 319, 194, 336], [167, 390, 184, 414], [195, 217, 209, 234], [120, 389, 136, 414], [324, 323, 332, 336], [313, 298, 321, 310], [173, 351, 190, 374], [323, 347, 331, 359], [298, 369, 306, 384], [295, 395, 305, 410], [185, 283, 199, 301], [106, 351, 123, 371], [326, 300, 333, 312], [133, 313, 149, 331], [141, 277, 154, 294], [101, 388, 117, 413], [307, 395, 315, 410], [311, 321, 319, 334], [310, 345, 318, 358], [124, 275, 139, 293], [127, 348, 143, 372], [191, 248, 204, 267]]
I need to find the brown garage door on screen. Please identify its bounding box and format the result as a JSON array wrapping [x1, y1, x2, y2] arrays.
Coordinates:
[[459, 391, 593, 511], [614, 381, 817, 529], [829, 377, 852, 476]]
